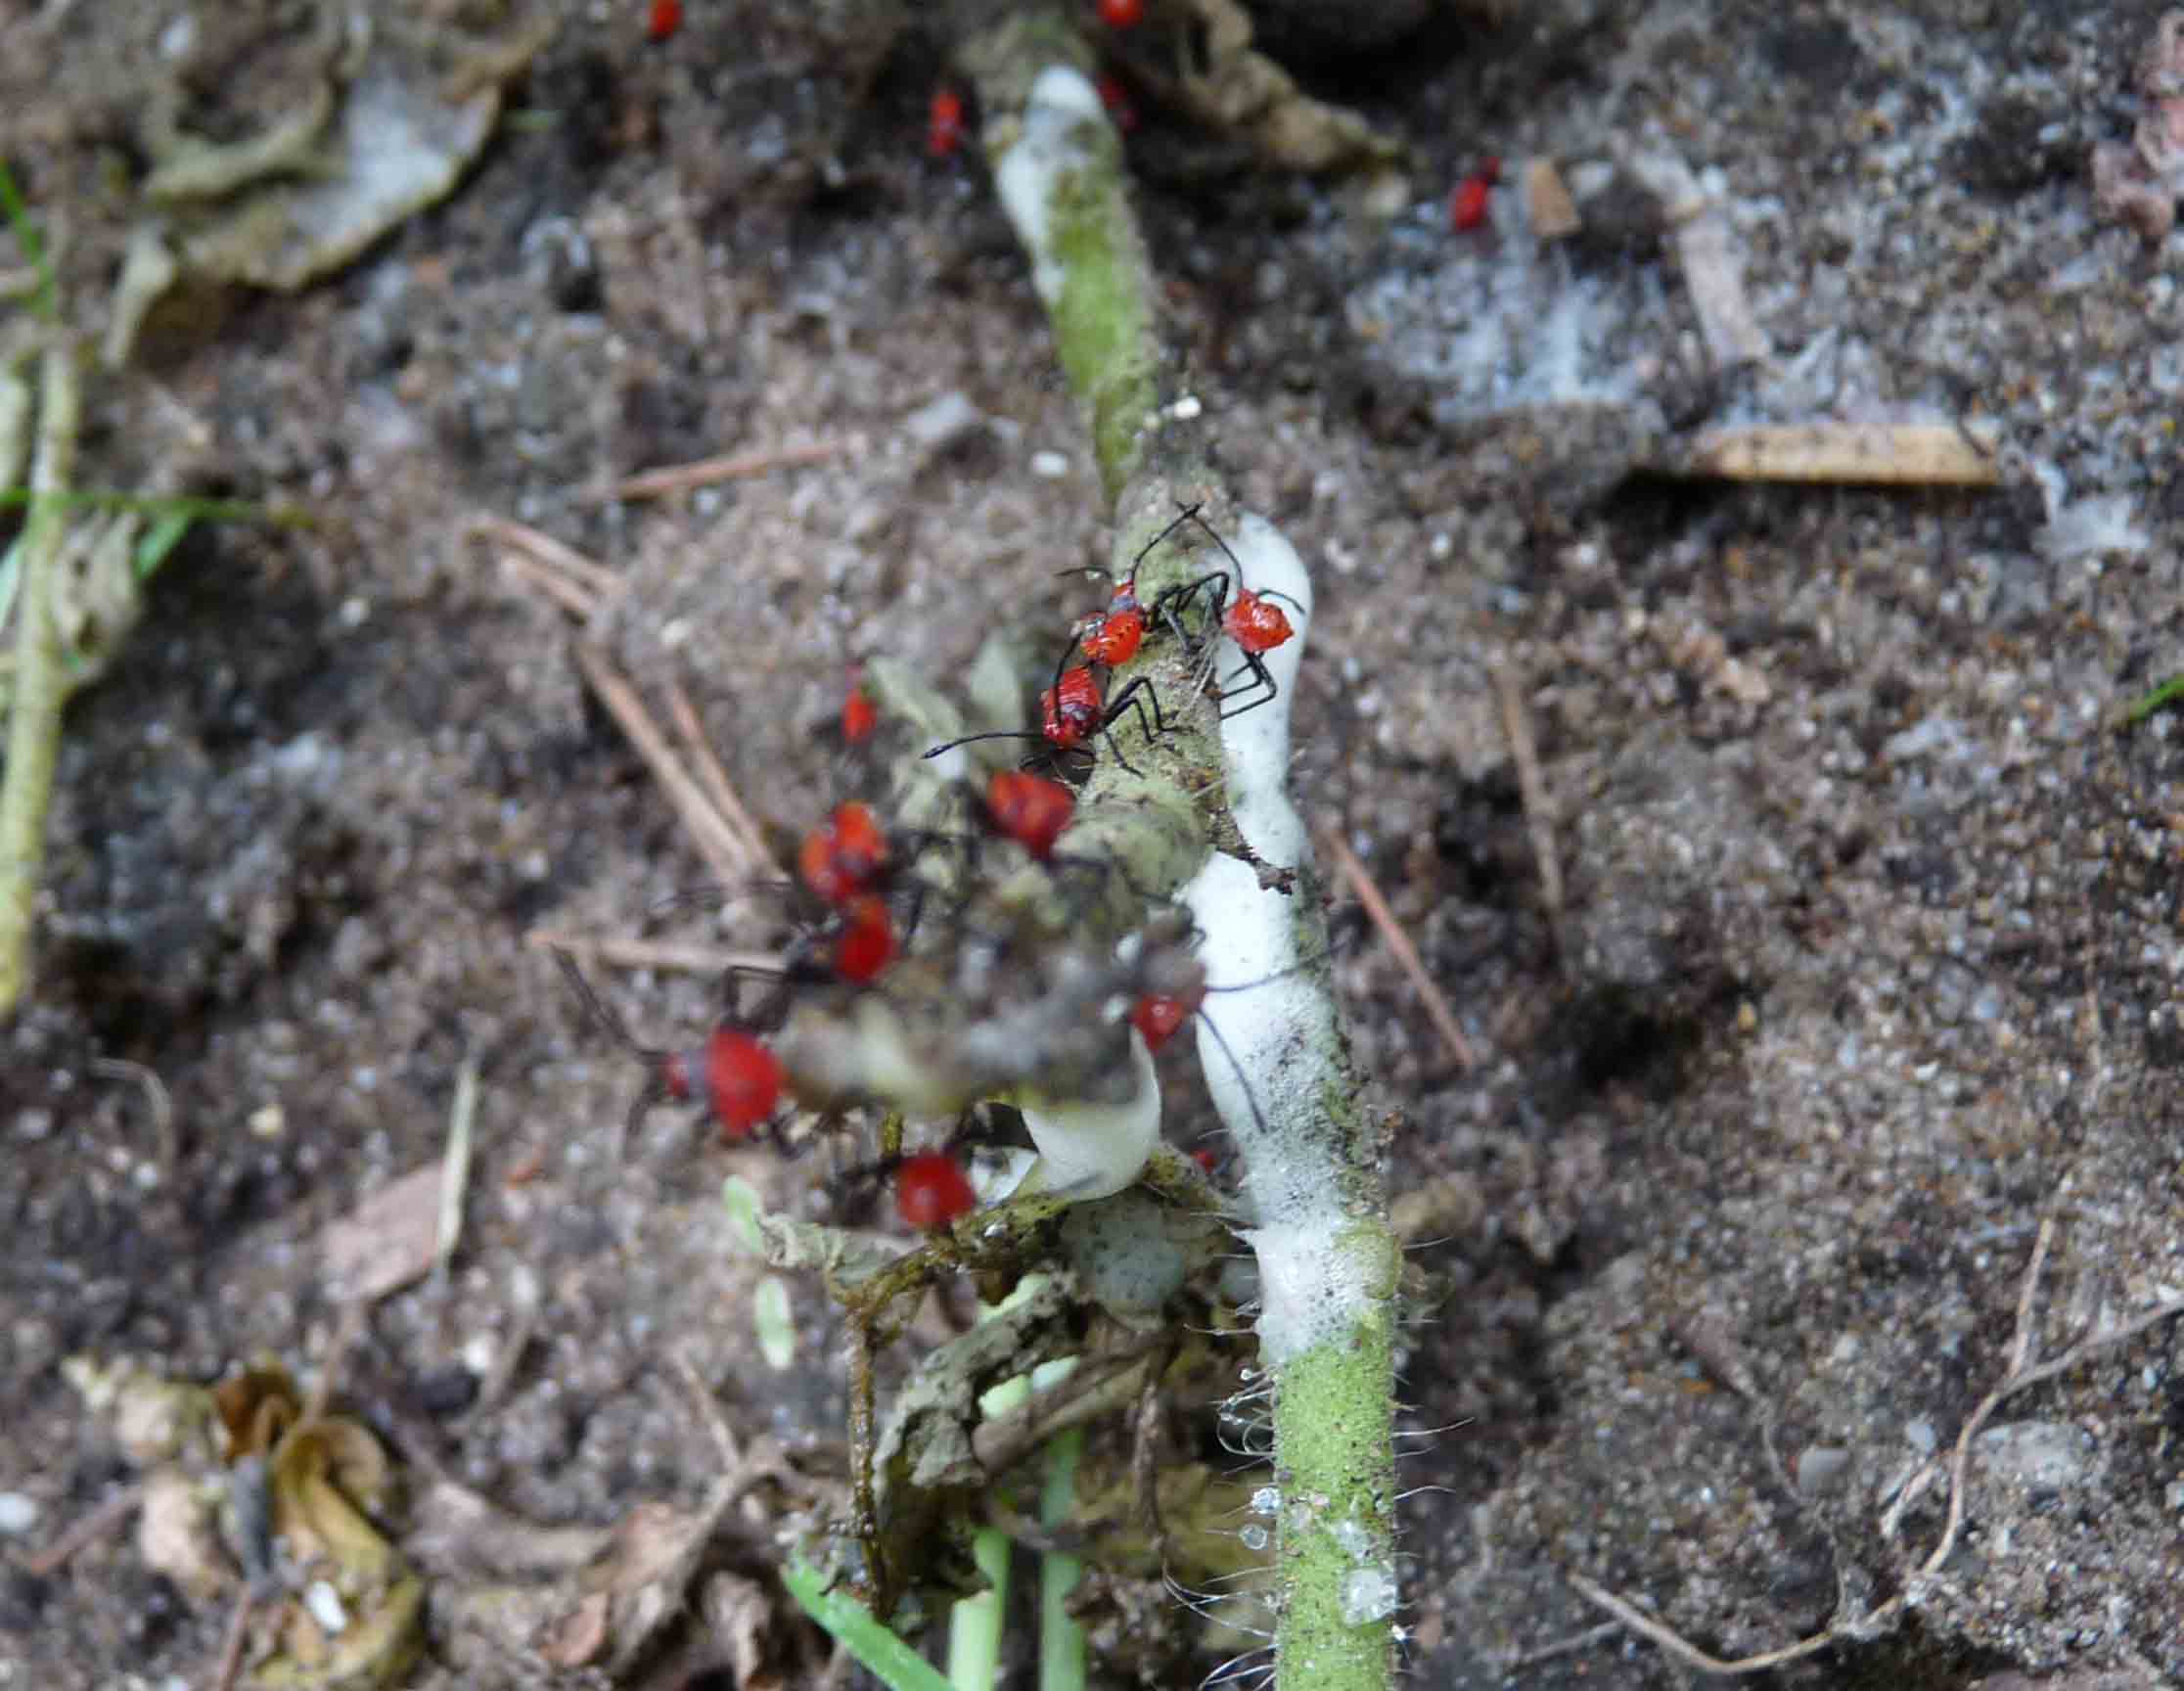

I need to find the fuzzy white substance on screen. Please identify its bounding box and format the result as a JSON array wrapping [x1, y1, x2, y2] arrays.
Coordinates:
[[994, 68, 1106, 307], [1017, 1030, 1160, 1200], [1180, 517, 1371, 1365]]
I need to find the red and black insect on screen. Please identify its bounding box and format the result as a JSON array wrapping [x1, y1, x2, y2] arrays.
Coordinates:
[[1050, 502, 1210, 689], [799, 800, 890, 907], [982, 768, 1076, 861], [1148, 509, 1304, 719], [928, 87, 967, 158], [554, 949, 787, 1147], [924, 663, 1177, 776], [892, 1151, 978, 1231], [842, 671, 879, 744]]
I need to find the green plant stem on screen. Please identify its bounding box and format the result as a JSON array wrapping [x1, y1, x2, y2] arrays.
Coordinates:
[[1037, 1427, 1087, 1691], [946, 1528, 1012, 1691], [0, 340, 82, 1016], [963, 19, 1398, 1691]]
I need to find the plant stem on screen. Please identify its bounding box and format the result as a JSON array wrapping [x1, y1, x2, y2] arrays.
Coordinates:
[[0, 339, 82, 1016], [964, 19, 1398, 1690], [1037, 1427, 1087, 1691]]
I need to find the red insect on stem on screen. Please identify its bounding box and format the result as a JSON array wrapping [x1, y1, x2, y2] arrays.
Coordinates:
[[929, 87, 966, 159], [925, 667, 1175, 776], [894, 1152, 978, 1231], [647, 0, 682, 41], [842, 676, 879, 744], [984, 769, 1075, 861], [799, 801, 888, 906], [1096, 73, 1138, 133], [831, 893, 896, 983], [1097, 0, 1145, 27], [1147, 506, 1304, 718]]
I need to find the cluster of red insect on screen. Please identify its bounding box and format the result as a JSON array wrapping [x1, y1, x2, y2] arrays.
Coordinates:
[[571, 509, 1292, 1232], [925, 504, 1298, 783], [564, 735, 1093, 1232]]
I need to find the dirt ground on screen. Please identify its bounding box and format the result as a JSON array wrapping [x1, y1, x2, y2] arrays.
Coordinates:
[[4, 0, 2182, 1687]]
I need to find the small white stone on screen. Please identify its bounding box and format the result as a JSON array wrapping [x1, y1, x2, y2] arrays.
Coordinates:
[[0, 1492, 42, 1535], [1029, 449, 1070, 480], [303, 1580, 349, 1634]]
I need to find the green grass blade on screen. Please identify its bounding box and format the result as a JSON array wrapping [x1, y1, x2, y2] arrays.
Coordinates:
[[781, 1558, 953, 1691], [0, 160, 57, 323], [133, 509, 194, 579], [2123, 675, 2184, 727]]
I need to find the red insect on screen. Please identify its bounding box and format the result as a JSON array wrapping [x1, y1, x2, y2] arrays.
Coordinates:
[[832, 893, 896, 983], [663, 1026, 785, 1141], [1449, 157, 1500, 232], [554, 951, 786, 1146], [1223, 588, 1294, 658], [1097, 0, 1145, 27], [842, 676, 879, 744], [929, 87, 966, 158], [1147, 507, 1304, 718], [1076, 583, 1147, 667], [1041, 664, 1105, 752], [984, 769, 1075, 860], [647, 0, 682, 41], [799, 801, 888, 906], [1129, 986, 1202, 1052], [894, 1152, 978, 1231], [1096, 73, 1138, 133]]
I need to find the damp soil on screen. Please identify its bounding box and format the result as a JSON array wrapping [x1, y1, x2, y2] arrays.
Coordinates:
[[4, 2, 2182, 1688]]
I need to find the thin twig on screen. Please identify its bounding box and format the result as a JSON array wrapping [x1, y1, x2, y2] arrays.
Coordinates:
[[434, 1052, 480, 1288], [604, 439, 842, 503], [1315, 822, 1475, 1071], [0, 339, 83, 1014], [206, 1586, 256, 1691], [523, 927, 780, 979], [18, 1483, 143, 1576], [495, 545, 601, 621], [1491, 664, 1564, 944], [569, 640, 752, 893], [674, 1347, 745, 1470], [1565, 1217, 2184, 1676], [89, 1056, 178, 1184], [1498, 1619, 1627, 1671], [664, 678, 771, 872], [466, 516, 621, 596]]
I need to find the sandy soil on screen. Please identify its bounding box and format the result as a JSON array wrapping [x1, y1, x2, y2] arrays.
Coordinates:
[[3, 1, 2181, 1687]]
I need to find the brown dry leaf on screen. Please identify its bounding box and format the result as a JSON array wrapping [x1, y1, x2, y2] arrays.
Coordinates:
[[1166, 0, 1405, 177], [214, 1363, 304, 1458], [320, 1163, 444, 1303]]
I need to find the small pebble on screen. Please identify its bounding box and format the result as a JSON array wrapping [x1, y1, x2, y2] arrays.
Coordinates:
[[0, 1492, 41, 1535], [1028, 449, 1070, 479]]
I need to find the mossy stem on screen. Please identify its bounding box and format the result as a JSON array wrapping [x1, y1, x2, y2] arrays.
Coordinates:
[[0, 339, 81, 1016]]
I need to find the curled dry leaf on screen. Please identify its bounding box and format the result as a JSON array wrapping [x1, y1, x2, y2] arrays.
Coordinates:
[[1151, 0, 1405, 179]]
